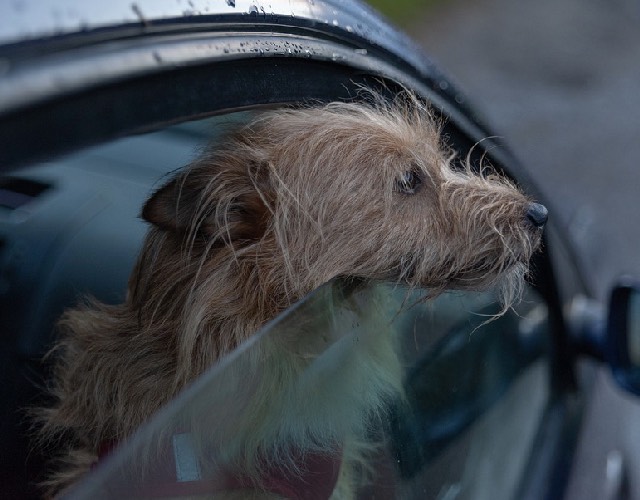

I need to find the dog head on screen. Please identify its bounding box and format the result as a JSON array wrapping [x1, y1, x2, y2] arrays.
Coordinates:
[[142, 94, 545, 310]]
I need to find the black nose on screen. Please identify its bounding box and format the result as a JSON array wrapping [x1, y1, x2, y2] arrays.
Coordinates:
[[526, 202, 548, 228]]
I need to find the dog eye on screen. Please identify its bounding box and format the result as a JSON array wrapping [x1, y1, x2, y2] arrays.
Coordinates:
[[396, 170, 422, 195]]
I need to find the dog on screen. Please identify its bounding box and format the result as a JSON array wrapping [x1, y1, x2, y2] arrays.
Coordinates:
[[38, 91, 546, 498]]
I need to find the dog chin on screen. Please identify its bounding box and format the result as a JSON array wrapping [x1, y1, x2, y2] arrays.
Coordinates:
[[445, 256, 528, 290]]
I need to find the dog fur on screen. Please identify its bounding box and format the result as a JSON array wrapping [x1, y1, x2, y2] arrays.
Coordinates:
[[39, 91, 543, 498]]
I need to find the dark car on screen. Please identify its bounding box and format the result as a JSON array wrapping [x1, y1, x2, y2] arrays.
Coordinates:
[[1, 1, 638, 499]]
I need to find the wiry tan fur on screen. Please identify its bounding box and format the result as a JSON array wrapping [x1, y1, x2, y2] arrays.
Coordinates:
[[38, 91, 543, 498]]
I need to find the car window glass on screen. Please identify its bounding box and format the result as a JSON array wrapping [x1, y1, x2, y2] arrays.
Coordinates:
[[68, 280, 550, 500]]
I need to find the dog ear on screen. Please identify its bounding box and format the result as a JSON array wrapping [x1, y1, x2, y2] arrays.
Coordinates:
[[140, 178, 196, 234], [141, 160, 272, 245]]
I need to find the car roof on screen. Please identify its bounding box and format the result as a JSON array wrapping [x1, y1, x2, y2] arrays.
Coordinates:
[[0, 1, 475, 129], [0, 0, 549, 211]]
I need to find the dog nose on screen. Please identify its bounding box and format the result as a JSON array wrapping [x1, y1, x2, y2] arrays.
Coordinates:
[[526, 202, 548, 228]]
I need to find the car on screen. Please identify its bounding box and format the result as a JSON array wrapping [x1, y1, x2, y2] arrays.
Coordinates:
[[1, 1, 638, 498]]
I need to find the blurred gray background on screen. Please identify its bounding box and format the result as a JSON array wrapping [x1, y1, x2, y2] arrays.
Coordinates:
[[409, 0, 640, 301], [380, 0, 640, 498]]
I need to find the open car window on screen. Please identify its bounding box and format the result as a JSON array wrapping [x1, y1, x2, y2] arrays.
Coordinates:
[[67, 280, 550, 500], [2, 113, 551, 499]]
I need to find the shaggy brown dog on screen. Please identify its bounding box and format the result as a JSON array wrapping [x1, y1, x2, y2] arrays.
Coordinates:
[[39, 92, 546, 498]]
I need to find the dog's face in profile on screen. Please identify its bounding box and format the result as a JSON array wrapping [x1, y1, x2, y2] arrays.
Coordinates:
[[142, 95, 543, 310]]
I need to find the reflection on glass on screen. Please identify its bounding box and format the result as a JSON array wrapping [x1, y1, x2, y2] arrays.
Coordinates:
[[69, 281, 549, 500], [628, 291, 640, 368]]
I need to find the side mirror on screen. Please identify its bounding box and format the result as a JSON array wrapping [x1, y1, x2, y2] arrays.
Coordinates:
[[607, 280, 640, 396]]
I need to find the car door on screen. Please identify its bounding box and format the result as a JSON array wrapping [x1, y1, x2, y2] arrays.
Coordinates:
[[0, 1, 587, 498]]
